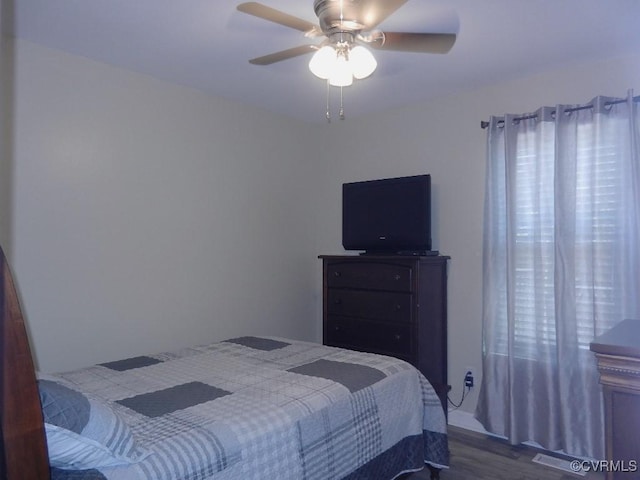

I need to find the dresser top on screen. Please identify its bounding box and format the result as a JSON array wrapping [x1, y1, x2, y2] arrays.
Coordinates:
[[590, 319, 640, 358], [319, 253, 450, 261]]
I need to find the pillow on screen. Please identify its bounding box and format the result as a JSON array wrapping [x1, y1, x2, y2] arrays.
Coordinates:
[[38, 378, 149, 470]]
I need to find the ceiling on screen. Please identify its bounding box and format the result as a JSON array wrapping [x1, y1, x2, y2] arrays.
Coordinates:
[[9, 0, 640, 123]]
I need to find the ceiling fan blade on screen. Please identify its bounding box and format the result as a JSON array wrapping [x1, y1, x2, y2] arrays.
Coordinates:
[[249, 45, 317, 65], [237, 2, 320, 34], [358, 0, 409, 30], [368, 32, 456, 54]]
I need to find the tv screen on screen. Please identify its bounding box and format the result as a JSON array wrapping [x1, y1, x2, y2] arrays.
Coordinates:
[[342, 174, 432, 254]]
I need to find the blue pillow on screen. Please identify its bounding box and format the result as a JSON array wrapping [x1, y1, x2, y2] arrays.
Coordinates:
[[38, 378, 149, 470]]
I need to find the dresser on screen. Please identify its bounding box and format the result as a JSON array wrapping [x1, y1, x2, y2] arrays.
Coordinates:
[[319, 254, 450, 412], [590, 319, 640, 480]]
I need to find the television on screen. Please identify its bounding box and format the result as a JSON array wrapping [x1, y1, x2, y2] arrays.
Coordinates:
[[342, 174, 433, 255]]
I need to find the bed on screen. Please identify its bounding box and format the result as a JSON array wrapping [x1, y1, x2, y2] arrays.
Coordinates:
[[0, 246, 449, 480]]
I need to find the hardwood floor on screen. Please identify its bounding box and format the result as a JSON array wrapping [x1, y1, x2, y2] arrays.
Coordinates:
[[404, 426, 605, 480]]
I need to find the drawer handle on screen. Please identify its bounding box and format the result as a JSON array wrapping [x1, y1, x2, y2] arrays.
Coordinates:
[[394, 334, 402, 341], [334, 271, 342, 277], [395, 304, 402, 311], [333, 298, 343, 305], [394, 274, 401, 281]]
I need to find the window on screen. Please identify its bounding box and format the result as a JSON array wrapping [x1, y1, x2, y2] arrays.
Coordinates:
[[490, 119, 627, 360], [478, 97, 640, 459]]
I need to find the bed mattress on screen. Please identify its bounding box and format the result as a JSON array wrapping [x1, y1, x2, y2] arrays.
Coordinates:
[[41, 336, 449, 480]]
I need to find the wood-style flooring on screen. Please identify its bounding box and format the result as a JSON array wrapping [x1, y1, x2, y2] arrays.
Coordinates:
[[404, 426, 605, 480]]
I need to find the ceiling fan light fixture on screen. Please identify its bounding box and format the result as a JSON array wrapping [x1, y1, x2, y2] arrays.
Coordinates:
[[309, 45, 337, 79], [309, 44, 375, 86], [349, 45, 377, 79]]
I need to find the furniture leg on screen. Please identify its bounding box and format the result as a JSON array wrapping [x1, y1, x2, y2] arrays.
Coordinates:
[[428, 465, 441, 479]]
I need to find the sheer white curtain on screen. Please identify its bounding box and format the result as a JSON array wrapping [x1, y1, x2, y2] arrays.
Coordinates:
[[475, 92, 640, 459]]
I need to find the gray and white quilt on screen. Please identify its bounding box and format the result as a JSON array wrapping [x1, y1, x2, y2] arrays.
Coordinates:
[[42, 336, 448, 480]]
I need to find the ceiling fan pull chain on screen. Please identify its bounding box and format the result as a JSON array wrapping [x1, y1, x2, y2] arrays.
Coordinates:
[[339, 85, 345, 120], [326, 79, 331, 123]]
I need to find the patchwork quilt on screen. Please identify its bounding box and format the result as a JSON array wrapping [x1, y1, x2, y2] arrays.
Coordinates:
[[43, 336, 448, 480]]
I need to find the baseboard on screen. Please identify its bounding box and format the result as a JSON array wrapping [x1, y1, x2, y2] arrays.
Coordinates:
[[447, 409, 490, 434]]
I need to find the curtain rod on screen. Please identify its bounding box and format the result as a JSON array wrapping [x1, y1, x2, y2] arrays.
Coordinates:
[[480, 95, 640, 129]]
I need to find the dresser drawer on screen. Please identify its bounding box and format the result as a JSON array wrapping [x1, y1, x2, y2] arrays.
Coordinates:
[[325, 316, 413, 359], [327, 289, 413, 322], [326, 261, 413, 292]]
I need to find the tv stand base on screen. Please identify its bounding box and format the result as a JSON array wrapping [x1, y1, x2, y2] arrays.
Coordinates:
[[359, 250, 440, 256]]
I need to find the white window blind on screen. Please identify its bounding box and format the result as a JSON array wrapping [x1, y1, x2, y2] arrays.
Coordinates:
[[492, 117, 626, 359]]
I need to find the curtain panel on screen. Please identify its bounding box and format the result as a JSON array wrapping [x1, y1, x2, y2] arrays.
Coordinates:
[[476, 92, 640, 459]]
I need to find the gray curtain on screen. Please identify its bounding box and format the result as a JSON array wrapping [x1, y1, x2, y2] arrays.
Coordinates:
[[476, 92, 640, 459]]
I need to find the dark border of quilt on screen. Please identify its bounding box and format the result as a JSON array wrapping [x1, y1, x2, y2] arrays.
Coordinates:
[[51, 467, 107, 480]]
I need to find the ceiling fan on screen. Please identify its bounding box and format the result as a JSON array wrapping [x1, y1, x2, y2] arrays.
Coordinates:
[[237, 0, 456, 86]]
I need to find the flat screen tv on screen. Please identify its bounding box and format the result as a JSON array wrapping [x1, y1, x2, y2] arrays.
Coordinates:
[[342, 174, 433, 255]]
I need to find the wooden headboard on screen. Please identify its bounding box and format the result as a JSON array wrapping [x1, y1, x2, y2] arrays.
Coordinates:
[[0, 246, 50, 479]]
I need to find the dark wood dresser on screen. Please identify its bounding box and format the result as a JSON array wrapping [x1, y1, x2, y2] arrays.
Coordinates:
[[590, 319, 640, 479], [319, 254, 450, 412]]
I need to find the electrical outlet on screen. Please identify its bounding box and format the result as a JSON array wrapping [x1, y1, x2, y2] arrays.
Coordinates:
[[464, 367, 476, 388], [464, 371, 474, 388]]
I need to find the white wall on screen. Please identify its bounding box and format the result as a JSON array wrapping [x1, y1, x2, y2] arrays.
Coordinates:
[[10, 36, 640, 416], [12, 40, 324, 371], [314, 53, 640, 414]]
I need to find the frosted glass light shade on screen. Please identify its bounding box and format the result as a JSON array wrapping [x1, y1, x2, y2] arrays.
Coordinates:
[[329, 55, 353, 87], [349, 45, 377, 79], [309, 46, 337, 79]]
